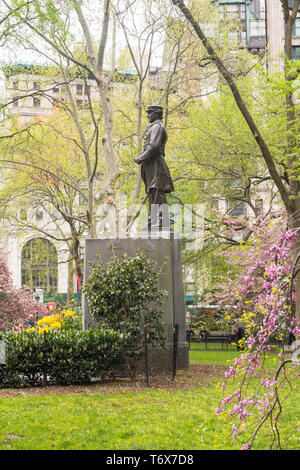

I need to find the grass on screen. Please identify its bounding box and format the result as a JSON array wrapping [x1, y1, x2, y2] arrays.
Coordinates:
[[189, 347, 243, 366], [0, 350, 299, 450], [189, 343, 287, 369], [0, 389, 220, 450]]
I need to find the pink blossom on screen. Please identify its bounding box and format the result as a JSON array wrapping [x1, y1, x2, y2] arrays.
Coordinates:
[[232, 425, 238, 440], [210, 212, 299, 446], [241, 443, 250, 450]]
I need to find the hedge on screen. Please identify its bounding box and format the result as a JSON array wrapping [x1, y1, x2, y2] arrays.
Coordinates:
[[0, 328, 126, 387]]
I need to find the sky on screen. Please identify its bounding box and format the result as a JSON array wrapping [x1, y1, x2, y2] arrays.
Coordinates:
[[0, 0, 166, 101]]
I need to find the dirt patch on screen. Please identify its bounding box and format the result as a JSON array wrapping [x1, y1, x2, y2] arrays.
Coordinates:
[[0, 364, 227, 399]]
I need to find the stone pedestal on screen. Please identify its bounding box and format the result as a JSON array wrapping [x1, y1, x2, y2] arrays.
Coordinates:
[[82, 234, 189, 372]]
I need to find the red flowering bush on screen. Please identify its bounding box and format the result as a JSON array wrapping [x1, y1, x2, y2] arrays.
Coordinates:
[[0, 245, 34, 329]]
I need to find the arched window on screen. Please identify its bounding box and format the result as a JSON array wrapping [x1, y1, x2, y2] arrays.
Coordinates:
[[21, 238, 58, 293]]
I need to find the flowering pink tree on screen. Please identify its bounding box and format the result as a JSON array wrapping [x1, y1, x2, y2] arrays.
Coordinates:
[[0, 245, 34, 329], [205, 212, 299, 449]]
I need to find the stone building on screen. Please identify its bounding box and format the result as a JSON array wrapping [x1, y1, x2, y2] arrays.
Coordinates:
[[3, 64, 99, 124], [217, 0, 300, 69], [150, 0, 300, 86]]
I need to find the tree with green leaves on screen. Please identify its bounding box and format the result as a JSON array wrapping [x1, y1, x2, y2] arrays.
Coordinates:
[[0, 0, 121, 238], [0, 109, 95, 296], [171, 0, 300, 322]]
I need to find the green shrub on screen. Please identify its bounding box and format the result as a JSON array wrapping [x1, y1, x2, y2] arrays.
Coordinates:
[[0, 328, 126, 387], [83, 251, 167, 379]]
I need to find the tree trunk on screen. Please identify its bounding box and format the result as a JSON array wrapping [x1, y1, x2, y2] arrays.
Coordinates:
[[74, 0, 120, 234], [134, 81, 144, 200], [71, 235, 83, 286], [98, 80, 120, 204]]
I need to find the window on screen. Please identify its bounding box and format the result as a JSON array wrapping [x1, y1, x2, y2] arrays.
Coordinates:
[[53, 86, 59, 93], [20, 208, 27, 222], [292, 46, 300, 60], [36, 209, 43, 221], [21, 238, 58, 293], [76, 99, 83, 107], [288, 1, 300, 11], [228, 200, 246, 217], [255, 199, 263, 215], [239, 4, 246, 19], [250, 0, 260, 16], [84, 84, 91, 95], [228, 30, 246, 46], [33, 96, 41, 107], [76, 84, 83, 95], [241, 30, 247, 45], [13, 98, 19, 107], [211, 199, 219, 210], [220, 2, 246, 20], [51, 209, 60, 220], [250, 19, 266, 36], [227, 4, 238, 19], [219, 3, 247, 46], [12, 81, 18, 90], [293, 18, 300, 37], [228, 31, 239, 43], [79, 194, 86, 205]]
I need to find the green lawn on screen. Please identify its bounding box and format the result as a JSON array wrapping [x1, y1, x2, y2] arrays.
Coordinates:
[[189, 347, 243, 366], [0, 350, 299, 450], [189, 344, 286, 369]]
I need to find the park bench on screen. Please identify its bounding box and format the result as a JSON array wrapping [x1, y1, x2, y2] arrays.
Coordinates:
[[189, 330, 231, 350]]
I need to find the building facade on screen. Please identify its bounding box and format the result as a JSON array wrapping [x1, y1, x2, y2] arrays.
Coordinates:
[[218, 0, 300, 69], [219, 0, 267, 51], [4, 64, 99, 124]]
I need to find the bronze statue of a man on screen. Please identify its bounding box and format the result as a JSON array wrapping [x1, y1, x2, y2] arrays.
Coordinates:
[[134, 105, 174, 227]]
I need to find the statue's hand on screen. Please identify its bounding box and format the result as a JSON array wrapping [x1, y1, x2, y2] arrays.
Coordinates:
[[133, 157, 141, 164]]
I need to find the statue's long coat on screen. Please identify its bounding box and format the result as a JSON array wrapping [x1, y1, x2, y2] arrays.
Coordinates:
[[138, 119, 174, 194]]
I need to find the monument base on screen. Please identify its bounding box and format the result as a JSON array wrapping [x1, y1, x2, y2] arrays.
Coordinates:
[[83, 236, 189, 373]]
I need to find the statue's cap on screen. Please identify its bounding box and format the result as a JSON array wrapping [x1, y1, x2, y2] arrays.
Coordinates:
[[146, 105, 163, 114]]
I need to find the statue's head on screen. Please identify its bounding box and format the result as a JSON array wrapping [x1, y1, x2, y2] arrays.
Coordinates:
[[146, 105, 163, 122]]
